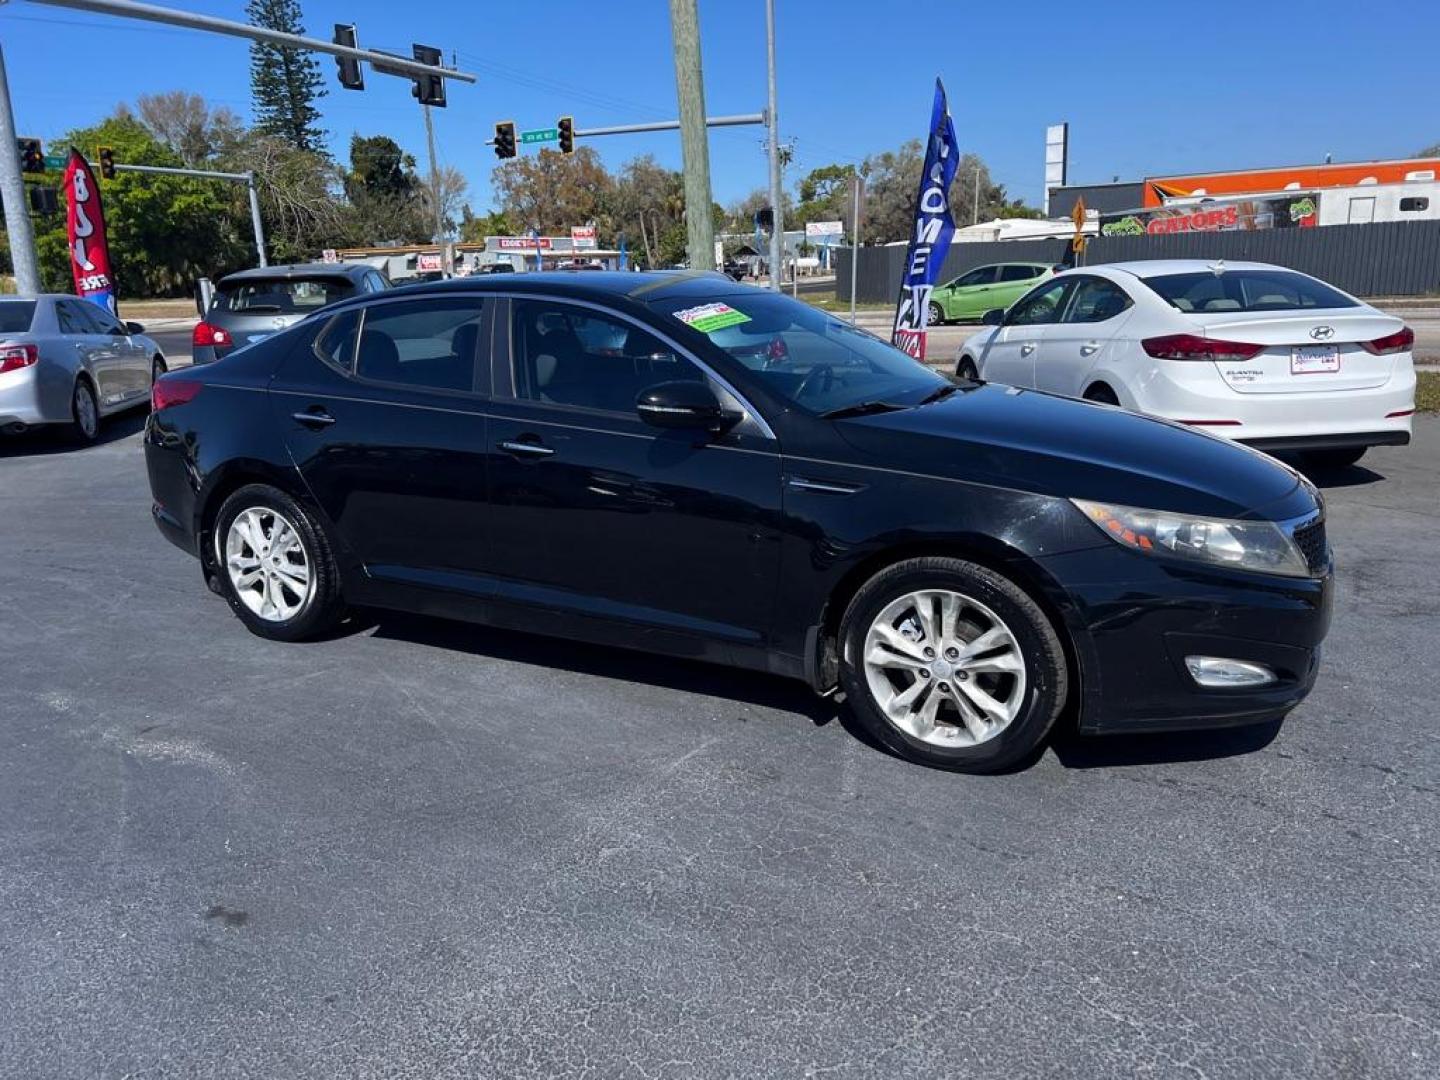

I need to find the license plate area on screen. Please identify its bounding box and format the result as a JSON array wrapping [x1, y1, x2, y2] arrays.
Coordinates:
[[1291, 345, 1340, 375]]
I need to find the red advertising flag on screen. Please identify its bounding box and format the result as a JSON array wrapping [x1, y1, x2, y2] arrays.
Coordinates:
[[63, 148, 117, 316]]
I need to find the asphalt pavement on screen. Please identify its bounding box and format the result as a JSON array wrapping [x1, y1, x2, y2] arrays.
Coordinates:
[[1, 415, 1437, 1078]]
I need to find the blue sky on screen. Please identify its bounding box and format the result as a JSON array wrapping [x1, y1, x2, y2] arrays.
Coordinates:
[[4, 0, 1437, 214]]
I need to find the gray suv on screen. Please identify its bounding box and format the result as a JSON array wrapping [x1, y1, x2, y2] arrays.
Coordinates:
[[193, 263, 390, 364]]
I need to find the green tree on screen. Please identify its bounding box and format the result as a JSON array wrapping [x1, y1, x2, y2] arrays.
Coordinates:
[[339, 134, 428, 246], [491, 146, 613, 236], [604, 154, 683, 268], [1418, 141, 1440, 157], [459, 207, 514, 245], [246, 0, 326, 153], [34, 113, 248, 296], [227, 132, 345, 263]]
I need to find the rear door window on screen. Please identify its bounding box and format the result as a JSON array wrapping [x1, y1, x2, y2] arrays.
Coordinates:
[[56, 299, 102, 335], [313, 310, 361, 374], [0, 300, 37, 333], [1063, 278, 1133, 323], [998, 265, 1044, 283], [948, 266, 998, 289], [355, 298, 485, 392], [214, 277, 355, 314], [1143, 270, 1358, 312]]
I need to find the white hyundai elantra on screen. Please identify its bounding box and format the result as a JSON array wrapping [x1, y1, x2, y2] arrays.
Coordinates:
[[955, 260, 1416, 469]]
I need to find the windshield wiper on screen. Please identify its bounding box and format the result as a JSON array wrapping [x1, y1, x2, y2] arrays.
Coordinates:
[[917, 383, 960, 405], [820, 400, 910, 420]]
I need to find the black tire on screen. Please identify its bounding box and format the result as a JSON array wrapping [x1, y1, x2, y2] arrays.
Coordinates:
[[151, 354, 167, 389], [68, 377, 100, 444], [838, 557, 1068, 773], [927, 301, 946, 326], [1083, 383, 1119, 406], [956, 356, 980, 381], [212, 483, 344, 642], [1301, 446, 1366, 471]]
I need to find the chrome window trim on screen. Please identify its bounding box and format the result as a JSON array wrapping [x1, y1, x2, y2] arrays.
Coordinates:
[[494, 290, 777, 442]]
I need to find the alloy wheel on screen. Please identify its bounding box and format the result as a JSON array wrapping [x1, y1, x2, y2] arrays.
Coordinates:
[[861, 588, 1027, 747], [927, 302, 945, 326], [224, 507, 314, 622], [74, 382, 98, 439]]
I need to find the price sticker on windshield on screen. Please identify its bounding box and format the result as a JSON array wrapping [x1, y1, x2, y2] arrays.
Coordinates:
[[672, 302, 752, 334]]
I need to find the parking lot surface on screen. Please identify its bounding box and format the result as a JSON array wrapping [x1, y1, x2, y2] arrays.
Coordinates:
[[2, 416, 1437, 1079]]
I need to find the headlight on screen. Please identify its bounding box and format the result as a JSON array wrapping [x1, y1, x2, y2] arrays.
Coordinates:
[[1072, 499, 1311, 578]]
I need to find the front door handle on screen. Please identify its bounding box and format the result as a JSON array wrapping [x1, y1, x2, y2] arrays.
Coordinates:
[[1020, 343, 1037, 356], [500, 440, 555, 458], [292, 409, 336, 428], [1080, 341, 1101, 356]]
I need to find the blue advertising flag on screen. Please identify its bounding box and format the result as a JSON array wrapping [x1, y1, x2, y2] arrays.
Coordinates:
[[891, 79, 959, 360]]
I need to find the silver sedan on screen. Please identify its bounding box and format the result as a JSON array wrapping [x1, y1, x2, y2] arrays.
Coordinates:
[[0, 294, 167, 443]]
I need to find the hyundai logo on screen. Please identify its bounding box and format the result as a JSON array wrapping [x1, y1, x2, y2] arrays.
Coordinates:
[[1310, 325, 1335, 341]]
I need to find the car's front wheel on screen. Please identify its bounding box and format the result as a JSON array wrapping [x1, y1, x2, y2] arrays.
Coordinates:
[[957, 356, 980, 381], [838, 557, 1068, 773], [214, 484, 344, 641]]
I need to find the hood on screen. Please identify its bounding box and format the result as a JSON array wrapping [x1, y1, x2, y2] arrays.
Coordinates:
[[834, 383, 1311, 521]]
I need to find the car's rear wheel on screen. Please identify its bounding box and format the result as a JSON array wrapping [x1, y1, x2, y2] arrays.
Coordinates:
[[150, 354, 167, 389], [68, 378, 100, 443], [957, 356, 980, 381], [1301, 446, 1366, 471], [1083, 383, 1119, 406], [838, 557, 1067, 773], [927, 301, 946, 326], [214, 484, 344, 641]]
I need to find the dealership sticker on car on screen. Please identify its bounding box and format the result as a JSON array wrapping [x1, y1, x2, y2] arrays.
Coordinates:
[[1291, 344, 1340, 375], [672, 302, 752, 334]]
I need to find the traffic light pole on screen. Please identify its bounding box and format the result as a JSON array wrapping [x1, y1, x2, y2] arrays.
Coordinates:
[[0, 43, 41, 294], [100, 161, 268, 267]]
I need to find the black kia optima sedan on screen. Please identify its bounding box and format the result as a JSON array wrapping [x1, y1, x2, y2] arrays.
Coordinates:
[[145, 272, 1332, 772]]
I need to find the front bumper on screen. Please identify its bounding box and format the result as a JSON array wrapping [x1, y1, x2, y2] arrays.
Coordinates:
[[1037, 545, 1333, 735]]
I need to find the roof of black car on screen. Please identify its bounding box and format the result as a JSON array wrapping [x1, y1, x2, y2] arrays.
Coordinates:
[[388, 269, 749, 304], [220, 262, 373, 282]]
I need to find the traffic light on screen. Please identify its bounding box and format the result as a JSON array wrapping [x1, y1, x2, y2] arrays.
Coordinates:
[[28, 186, 59, 215], [17, 137, 43, 174], [557, 116, 574, 155], [494, 121, 516, 160], [333, 24, 364, 90], [98, 147, 116, 180], [410, 43, 445, 107]]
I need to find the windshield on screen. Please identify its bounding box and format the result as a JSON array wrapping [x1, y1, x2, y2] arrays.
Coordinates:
[[652, 292, 947, 415], [1142, 269, 1358, 313], [214, 277, 354, 314], [0, 300, 36, 334]]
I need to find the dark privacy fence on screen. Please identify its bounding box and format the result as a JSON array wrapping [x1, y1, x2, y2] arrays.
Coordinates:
[[835, 219, 1440, 304]]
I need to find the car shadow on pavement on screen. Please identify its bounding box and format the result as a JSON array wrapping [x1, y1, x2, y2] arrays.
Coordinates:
[[362, 611, 839, 726], [1274, 456, 1386, 489], [1047, 718, 1283, 770], [0, 411, 147, 458]]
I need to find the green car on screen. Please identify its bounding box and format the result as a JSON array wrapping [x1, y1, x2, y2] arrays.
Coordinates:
[[927, 262, 1057, 324]]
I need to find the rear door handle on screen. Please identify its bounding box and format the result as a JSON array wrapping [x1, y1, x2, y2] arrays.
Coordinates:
[[292, 409, 336, 428], [500, 440, 555, 458]]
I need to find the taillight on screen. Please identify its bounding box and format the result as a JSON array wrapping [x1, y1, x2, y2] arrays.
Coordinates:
[[151, 377, 203, 411], [0, 343, 39, 374], [1142, 333, 1265, 362], [1360, 326, 1413, 355], [192, 321, 232, 348]]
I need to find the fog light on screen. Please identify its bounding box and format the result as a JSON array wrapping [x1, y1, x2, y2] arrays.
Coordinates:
[[1185, 656, 1277, 688]]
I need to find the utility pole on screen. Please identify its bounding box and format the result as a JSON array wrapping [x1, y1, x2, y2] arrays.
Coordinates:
[[973, 165, 981, 225], [422, 104, 446, 271], [668, 0, 715, 271], [849, 172, 864, 324], [0, 44, 41, 294], [764, 0, 783, 292]]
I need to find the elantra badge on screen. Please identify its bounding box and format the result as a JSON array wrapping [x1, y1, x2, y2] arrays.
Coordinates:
[[1310, 326, 1335, 341]]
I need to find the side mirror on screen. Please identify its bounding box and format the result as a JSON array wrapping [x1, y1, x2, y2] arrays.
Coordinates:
[[195, 277, 214, 317], [981, 308, 1005, 326], [636, 380, 734, 432], [124, 320, 145, 335]]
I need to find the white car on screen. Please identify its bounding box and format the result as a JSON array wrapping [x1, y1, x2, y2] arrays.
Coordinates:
[[955, 260, 1416, 469]]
